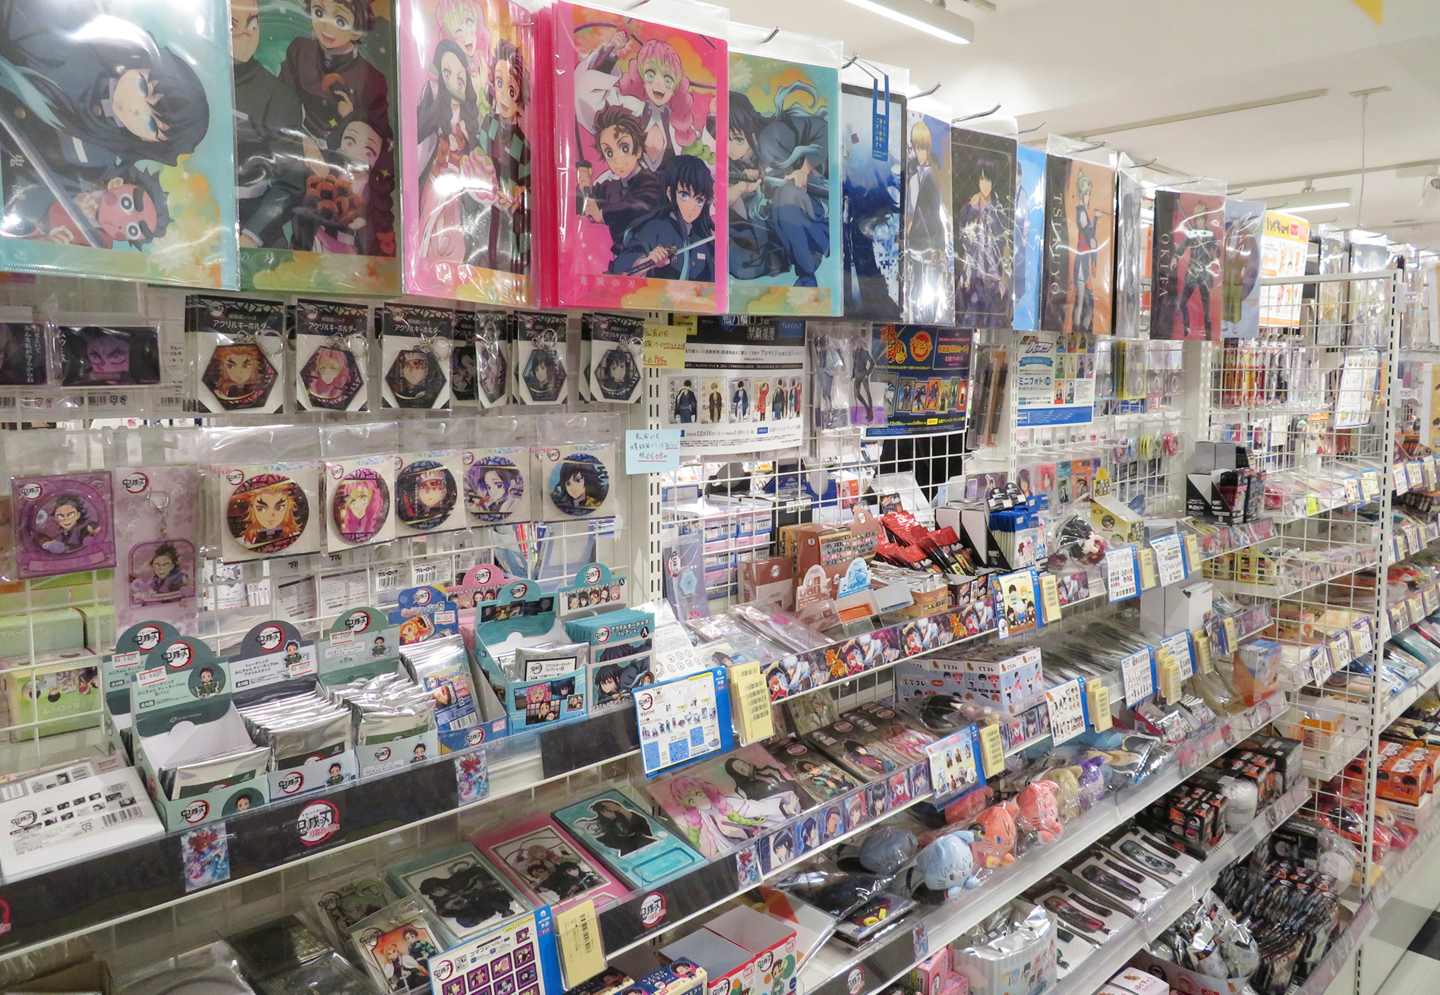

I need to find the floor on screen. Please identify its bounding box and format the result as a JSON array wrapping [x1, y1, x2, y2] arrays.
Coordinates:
[[1326, 833, 1440, 995], [1372, 914, 1440, 995]]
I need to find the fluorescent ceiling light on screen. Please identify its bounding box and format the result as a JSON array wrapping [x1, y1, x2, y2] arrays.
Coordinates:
[[835, 0, 973, 44], [1271, 187, 1353, 213], [1076, 89, 1328, 140]]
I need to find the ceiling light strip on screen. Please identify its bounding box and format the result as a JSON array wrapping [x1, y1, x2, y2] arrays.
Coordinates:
[[1074, 89, 1329, 139]]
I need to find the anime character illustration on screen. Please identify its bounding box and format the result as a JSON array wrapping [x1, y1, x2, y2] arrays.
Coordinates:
[[1013, 145, 1046, 332], [332, 469, 390, 544], [35, 493, 103, 556], [58, 326, 161, 387], [129, 540, 194, 606], [1154, 191, 1224, 340], [576, 797, 659, 856], [1042, 157, 1114, 335], [0, 0, 235, 287], [1222, 199, 1264, 338], [840, 83, 905, 320], [648, 772, 779, 858], [407, 855, 526, 933], [903, 113, 953, 325], [414, 36, 485, 263], [228, 474, 309, 554], [466, 458, 525, 521], [452, 340, 478, 401], [518, 327, 564, 401], [726, 51, 839, 315], [301, 345, 364, 409], [386, 348, 448, 407], [469, 38, 530, 273], [952, 129, 1016, 328], [548, 455, 609, 517], [397, 461, 458, 531], [724, 754, 812, 813], [488, 826, 608, 905], [560, 7, 724, 309], [202, 343, 279, 411], [705, 380, 724, 423], [672, 378, 698, 423]]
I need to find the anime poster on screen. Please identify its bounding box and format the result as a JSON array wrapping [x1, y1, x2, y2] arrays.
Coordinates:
[[1112, 170, 1144, 338], [1258, 211, 1309, 329], [1150, 190, 1224, 341], [727, 49, 841, 316], [398, 0, 534, 304], [1222, 199, 1265, 339], [903, 109, 953, 325], [547, 3, 726, 312], [864, 324, 971, 438], [1041, 156, 1115, 335], [1012, 145, 1046, 332], [840, 82, 905, 320], [232, 0, 398, 295], [951, 128, 1015, 329], [0, 0, 237, 288]]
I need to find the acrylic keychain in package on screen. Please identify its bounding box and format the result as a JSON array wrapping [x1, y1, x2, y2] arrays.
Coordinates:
[[539, 0, 727, 312], [451, 310, 478, 406], [348, 898, 447, 994], [379, 303, 453, 409], [397, 0, 535, 305], [0, 318, 47, 387], [327, 455, 396, 548], [294, 300, 370, 412], [903, 96, 954, 326], [513, 311, 567, 404], [475, 311, 512, 408], [115, 464, 200, 628], [535, 443, 616, 521], [464, 446, 531, 525], [726, 24, 843, 317], [55, 324, 163, 387], [589, 313, 643, 403], [578, 314, 592, 403], [188, 295, 286, 413], [0, 0, 238, 290], [216, 461, 323, 562], [395, 451, 465, 535], [11, 471, 116, 579]]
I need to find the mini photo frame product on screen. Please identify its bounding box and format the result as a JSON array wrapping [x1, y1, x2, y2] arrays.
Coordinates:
[[475, 311, 512, 408], [11, 471, 116, 578], [294, 300, 370, 412], [349, 900, 447, 994], [188, 295, 286, 413], [386, 842, 532, 942], [589, 313, 643, 403], [552, 788, 706, 889], [535, 445, 616, 521], [0, 323, 46, 386], [115, 465, 200, 628], [471, 813, 628, 912], [451, 310, 478, 405], [395, 452, 465, 536], [513, 311, 567, 404], [465, 447, 531, 524], [328, 457, 396, 548], [380, 303, 453, 409], [56, 325, 162, 387], [219, 463, 322, 562]]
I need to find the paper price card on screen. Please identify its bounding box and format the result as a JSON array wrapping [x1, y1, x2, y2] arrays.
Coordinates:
[[1120, 649, 1156, 707], [1152, 534, 1187, 586], [1222, 617, 1239, 653], [1352, 620, 1373, 656], [728, 662, 774, 745], [1183, 534, 1202, 571], [1086, 678, 1112, 732], [1045, 679, 1088, 745], [927, 724, 983, 802], [1410, 461, 1426, 491], [1193, 631, 1214, 675], [1361, 469, 1381, 499], [555, 901, 606, 990], [625, 429, 681, 475], [1105, 546, 1140, 602], [976, 723, 1005, 778], [1327, 632, 1352, 672], [1137, 548, 1157, 590], [642, 322, 687, 369], [1038, 573, 1063, 624], [1158, 657, 1183, 703]]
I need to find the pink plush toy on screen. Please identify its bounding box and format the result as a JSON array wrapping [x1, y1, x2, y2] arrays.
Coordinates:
[[968, 800, 1020, 868], [1015, 780, 1064, 843]]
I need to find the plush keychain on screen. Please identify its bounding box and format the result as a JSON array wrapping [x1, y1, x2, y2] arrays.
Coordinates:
[[916, 832, 980, 897]]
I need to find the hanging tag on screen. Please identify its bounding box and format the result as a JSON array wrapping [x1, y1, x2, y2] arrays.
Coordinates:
[[871, 75, 890, 160]]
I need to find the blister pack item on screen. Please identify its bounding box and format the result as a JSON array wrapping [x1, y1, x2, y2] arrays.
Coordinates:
[[295, 300, 370, 413], [348, 898, 447, 994], [115, 465, 199, 628], [189, 296, 286, 413], [12, 471, 116, 579], [386, 841, 531, 943], [327, 456, 396, 548], [1024, 874, 1132, 940], [471, 811, 628, 912], [513, 311, 567, 404], [259, 954, 381, 995], [216, 462, 324, 562], [380, 304, 453, 409], [57, 324, 162, 387], [312, 876, 394, 946], [1065, 853, 1167, 915], [451, 310, 478, 405], [475, 311, 512, 408], [535, 444, 616, 521], [395, 452, 465, 536], [464, 447, 531, 525], [227, 915, 332, 980]]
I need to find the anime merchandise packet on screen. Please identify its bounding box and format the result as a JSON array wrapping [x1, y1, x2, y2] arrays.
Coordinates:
[[294, 300, 371, 413], [398, 0, 535, 304], [1041, 148, 1116, 336], [726, 25, 842, 316], [839, 71, 907, 321], [379, 302, 453, 409], [234, 0, 401, 295], [0, 0, 238, 289], [187, 296, 286, 414], [538, 0, 728, 313]]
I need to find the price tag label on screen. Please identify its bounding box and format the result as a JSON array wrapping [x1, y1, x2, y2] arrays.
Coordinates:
[[1120, 649, 1155, 707], [1086, 678, 1112, 732], [1163, 632, 1195, 680], [1138, 548, 1158, 589], [1183, 534, 1203, 570], [1038, 573, 1062, 624], [1426, 585, 1440, 617], [1193, 631, 1214, 675], [1352, 620, 1373, 656], [728, 662, 775, 745], [555, 900, 607, 989], [1223, 617, 1239, 652], [1411, 461, 1426, 492], [1342, 475, 1363, 504], [1361, 469, 1381, 499], [1158, 657, 1183, 703], [977, 723, 1005, 777], [1305, 494, 1320, 516], [1327, 633, 1351, 672]]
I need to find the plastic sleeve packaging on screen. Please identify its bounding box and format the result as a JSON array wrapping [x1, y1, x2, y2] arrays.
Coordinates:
[[1041, 136, 1117, 335]]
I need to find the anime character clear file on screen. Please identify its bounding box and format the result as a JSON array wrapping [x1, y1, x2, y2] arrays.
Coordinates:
[[1112, 169, 1143, 338], [1221, 199, 1264, 340], [398, 0, 534, 304], [232, 0, 399, 294], [952, 128, 1016, 329], [1150, 189, 1224, 341], [541, 3, 726, 312], [1042, 156, 1115, 335], [0, 0, 237, 288], [839, 82, 905, 320], [1012, 145, 1046, 332], [726, 47, 841, 316], [902, 108, 953, 326]]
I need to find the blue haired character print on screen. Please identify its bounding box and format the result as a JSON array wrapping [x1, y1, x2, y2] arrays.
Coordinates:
[[549, 454, 610, 516], [727, 86, 830, 288], [611, 155, 714, 282], [840, 85, 903, 320]]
